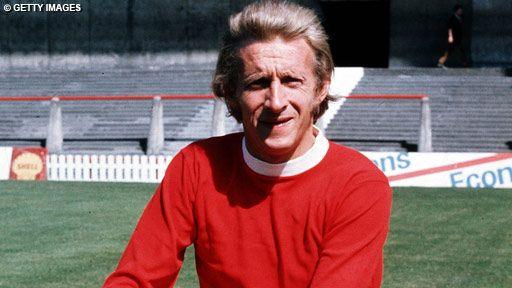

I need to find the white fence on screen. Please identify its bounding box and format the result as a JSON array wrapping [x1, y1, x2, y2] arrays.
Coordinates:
[[0, 147, 13, 180], [46, 154, 173, 183]]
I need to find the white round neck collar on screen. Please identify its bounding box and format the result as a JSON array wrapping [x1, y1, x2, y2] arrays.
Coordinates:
[[242, 127, 330, 177]]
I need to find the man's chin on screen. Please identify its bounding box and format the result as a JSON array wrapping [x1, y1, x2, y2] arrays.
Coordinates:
[[260, 137, 296, 158]]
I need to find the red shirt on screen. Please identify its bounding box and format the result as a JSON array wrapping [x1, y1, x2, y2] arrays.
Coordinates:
[[104, 133, 392, 287]]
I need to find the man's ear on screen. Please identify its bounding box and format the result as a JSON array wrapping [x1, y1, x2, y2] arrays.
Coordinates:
[[315, 79, 331, 104]]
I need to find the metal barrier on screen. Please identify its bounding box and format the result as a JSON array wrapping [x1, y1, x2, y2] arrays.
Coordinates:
[[0, 92, 431, 153], [343, 94, 432, 152], [2, 94, 214, 154]]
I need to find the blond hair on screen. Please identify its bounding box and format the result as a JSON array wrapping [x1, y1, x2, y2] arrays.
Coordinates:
[[212, 0, 334, 122]]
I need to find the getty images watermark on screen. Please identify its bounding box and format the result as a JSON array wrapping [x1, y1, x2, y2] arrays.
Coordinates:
[[3, 3, 82, 12]]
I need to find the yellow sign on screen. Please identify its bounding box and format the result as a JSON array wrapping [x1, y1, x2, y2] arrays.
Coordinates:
[[11, 151, 44, 180]]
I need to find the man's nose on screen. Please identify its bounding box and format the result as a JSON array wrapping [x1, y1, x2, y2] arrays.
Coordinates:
[[265, 79, 287, 113]]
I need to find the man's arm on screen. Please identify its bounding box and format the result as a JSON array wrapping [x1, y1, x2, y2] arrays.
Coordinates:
[[309, 179, 392, 288], [447, 16, 455, 44], [103, 152, 197, 288], [448, 29, 454, 43]]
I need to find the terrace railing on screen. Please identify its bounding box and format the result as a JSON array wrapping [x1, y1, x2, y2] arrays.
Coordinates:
[[0, 93, 431, 153]]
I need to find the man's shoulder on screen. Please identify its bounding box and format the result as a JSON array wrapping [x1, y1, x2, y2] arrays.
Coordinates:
[[189, 132, 242, 147], [327, 141, 373, 166], [325, 141, 387, 182], [321, 142, 391, 208], [189, 132, 243, 151], [177, 132, 244, 163]]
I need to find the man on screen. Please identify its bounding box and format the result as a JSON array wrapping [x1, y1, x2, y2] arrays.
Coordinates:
[[103, 1, 392, 287], [438, 4, 468, 68]]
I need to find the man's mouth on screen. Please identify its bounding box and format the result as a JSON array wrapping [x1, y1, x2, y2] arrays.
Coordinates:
[[259, 117, 293, 127]]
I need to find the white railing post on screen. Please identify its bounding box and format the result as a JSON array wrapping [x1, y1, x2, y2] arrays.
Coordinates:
[[149, 155, 157, 182], [48, 154, 58, 180], [75, 155, 82, 180], [91, 155, 99, 181], [65, 154, 74, 181], [212, 98, 226, 136], [132, 155, 141, 182], [57, 154, 66, 180], [107, 155, 115, 180], [419, 97, 433, 152], [147, 96, 165, 154], [115, 155, 123, 182], [99, 155, 107, 181], [82, 155, 91, 181], [47, 97, 63, 153], [141, 155, 149, 182], [156, 155, 167, 182], [123, 155, 132, 182]]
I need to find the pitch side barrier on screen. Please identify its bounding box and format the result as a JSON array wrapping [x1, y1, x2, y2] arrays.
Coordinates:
[[1, 148, 511, 188], [366, 152, 512, 189]]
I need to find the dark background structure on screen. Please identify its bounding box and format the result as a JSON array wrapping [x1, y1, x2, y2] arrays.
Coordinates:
[[0, 0, 511, 68]]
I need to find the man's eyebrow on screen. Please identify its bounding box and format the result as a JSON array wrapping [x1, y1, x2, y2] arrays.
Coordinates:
[[243, 71, 305, 83], [243, 73, 268, 83], [279, 72, 305, 79]]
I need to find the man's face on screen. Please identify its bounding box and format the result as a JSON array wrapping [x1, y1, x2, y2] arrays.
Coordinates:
[[456, 8, 463, 16], [236, 37, 329, 164]]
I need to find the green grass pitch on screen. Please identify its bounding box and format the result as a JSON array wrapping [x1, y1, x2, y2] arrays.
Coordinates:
[[0, 181, 511, 287]]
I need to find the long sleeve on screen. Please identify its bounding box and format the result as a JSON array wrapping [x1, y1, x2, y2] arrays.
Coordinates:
[[309, 178, 392, 288], [103, 151, 197, 288]]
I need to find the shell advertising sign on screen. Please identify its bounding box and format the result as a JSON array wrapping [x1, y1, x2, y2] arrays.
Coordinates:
[[9, 147, 47, 180]]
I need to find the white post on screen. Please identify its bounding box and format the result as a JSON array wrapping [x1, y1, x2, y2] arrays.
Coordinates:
[[115, 155, 124, 181], [141, 155, 149, 182], [48, 154, 58, 180], [66, 154, 74, 181], [82, 155, 91, 181], [156, 155, 166, 181], [418, 97, 433, 152], [99, 155, 107, 181], [212, 98, 226, 136], [107, 155, 115, 180], [47, 97, 63, 153], [149, 155, 157, 182], [132, 155, 141, 182], [123, 155, 132, 182], [91, 155, 99, 181], [58, 154, 66, 180], [147, 96, 165, 154]]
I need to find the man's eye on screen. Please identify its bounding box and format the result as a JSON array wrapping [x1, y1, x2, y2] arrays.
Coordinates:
[[245, 79, 269, 90], [282, 76, 301, 87]]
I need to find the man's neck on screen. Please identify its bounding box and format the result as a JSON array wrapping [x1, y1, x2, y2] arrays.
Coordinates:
[[242, 126, 330, 177], [245, 126, 317, 164]]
